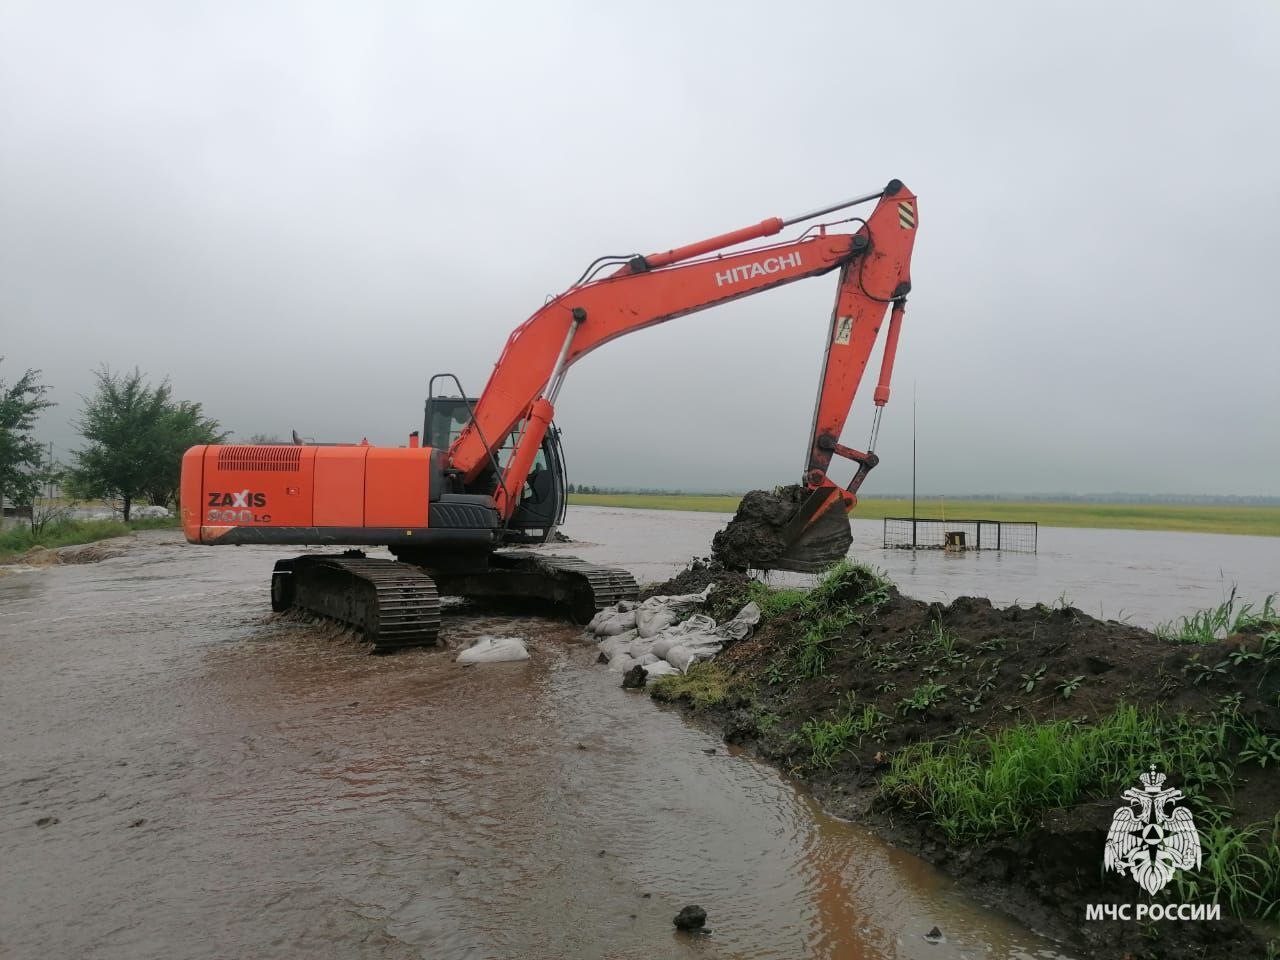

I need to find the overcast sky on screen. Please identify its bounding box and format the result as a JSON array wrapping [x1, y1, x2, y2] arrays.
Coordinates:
[[2, 1, 1277, 496]]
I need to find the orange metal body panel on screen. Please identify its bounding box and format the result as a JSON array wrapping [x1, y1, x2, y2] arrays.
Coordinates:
[[197, 446, 317, 537], [180, 446, 207, 542], [364, 448, 431, 527], [313, 447, 368, 527]]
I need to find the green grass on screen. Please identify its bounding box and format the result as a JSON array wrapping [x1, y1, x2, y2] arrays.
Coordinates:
[[0, 516, 178, 560], [1155, 590, 1280, 643], [649, 662, 745, 709], [796, 692, 884, 768], [568, 493, 1280, 537], [752, 560, 893, 681], [881, 703, 1280, 918]]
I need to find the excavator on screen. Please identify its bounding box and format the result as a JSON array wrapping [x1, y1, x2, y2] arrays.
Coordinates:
[[180, 179, 918, 650]]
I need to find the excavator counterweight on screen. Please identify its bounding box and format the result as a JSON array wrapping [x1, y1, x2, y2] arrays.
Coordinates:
[[181, 181, 918, 647]]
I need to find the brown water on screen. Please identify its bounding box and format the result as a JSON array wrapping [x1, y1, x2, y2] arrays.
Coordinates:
[[0, 528, 1070, 960]]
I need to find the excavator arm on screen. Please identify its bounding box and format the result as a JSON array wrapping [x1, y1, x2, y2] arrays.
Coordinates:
[[177, 180, 919, 647], [451, 180, 918, 563]]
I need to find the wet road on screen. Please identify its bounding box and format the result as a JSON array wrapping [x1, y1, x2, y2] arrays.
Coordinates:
[[0, 525, 1070, 960]]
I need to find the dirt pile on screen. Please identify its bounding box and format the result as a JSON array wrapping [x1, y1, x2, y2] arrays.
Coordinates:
[[712, 485, 853, 571], [639, 559, 752, 623], [730, 592, 1278, 761], [7, 538, 132, 567], [657, 570, 1280, 959], [711, 487, 804, 569]]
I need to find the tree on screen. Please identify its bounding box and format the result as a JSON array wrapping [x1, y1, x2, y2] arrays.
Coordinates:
[[70, 368, 226, 520], [143, 399, 228, 509], [0, 359, 54, 512]]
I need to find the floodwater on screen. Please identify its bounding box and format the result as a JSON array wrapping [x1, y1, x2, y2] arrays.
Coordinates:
[[0, 527, 1073, 960], [550, 506, 1280, 628]]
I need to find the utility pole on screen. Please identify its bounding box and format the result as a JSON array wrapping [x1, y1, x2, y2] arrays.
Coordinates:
[[911, 382, 917, 551]]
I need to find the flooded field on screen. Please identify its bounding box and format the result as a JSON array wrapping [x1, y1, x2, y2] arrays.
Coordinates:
[[0, 525, 1075, 960], [554, 506, 1280, 628], [4, 508, 1274, 959]]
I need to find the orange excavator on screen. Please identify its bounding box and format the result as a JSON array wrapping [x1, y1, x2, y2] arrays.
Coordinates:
[[180, 180, 918, 650]]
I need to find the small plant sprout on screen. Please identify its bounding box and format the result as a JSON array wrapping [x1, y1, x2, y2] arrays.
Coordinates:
[[1056, 675, 1086, 699]]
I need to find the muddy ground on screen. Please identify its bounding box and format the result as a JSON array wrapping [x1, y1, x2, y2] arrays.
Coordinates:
[[643, 561, 1280, 960], [1, 529, 1071, 960]]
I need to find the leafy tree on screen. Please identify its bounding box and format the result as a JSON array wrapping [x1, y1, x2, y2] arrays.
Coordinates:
[[70, 368, 226, 520], [0, 360, 54, 513], [143, 399, 228, 509]]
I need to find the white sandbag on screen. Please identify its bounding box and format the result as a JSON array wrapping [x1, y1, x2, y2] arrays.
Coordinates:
[[594, 609, 638, 636], [643, 660, 681, 679], [621, 636, 661, 659], [607, 652, 640, 673], [715, 602, 762, 642], [665, 641, 724, 672], [650, 615, 718, 659], [598, 629, 640, 660], [589, 585, 761, 677], [588, 598, 640, 634], [456, 636, 529, 664], [634, 586, 714, 638]]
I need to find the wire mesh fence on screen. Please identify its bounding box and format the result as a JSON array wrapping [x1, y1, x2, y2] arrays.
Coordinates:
[[882, 517, 1038, 553]]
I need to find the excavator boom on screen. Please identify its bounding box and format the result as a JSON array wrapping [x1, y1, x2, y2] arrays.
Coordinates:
[[179, 180, 919, 646]]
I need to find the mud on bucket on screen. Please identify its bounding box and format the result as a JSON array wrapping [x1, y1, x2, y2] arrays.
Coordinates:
[[711, 484, 852, 572]]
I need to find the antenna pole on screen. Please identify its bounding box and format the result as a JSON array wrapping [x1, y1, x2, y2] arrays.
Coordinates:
[[912, 382, 917, 552]]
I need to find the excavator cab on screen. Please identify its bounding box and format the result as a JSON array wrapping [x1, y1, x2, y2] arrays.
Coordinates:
[[424, 394, 567, 545]]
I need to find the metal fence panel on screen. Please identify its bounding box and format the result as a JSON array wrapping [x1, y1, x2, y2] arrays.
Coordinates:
[[882, 517, 1038, 553]]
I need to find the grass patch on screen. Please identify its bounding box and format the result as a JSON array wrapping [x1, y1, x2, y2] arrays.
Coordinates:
[[0, 516, 177, 560], [755, 560, 892, 681], [649, 662, 746, 710], [796, 692, 884, 768], [881, 703, 1280, 918], [1155, 589, 1280, 643], [568, 493, 1280, 537]]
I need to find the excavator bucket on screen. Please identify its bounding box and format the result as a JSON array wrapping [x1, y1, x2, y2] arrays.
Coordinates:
[[774, 486, 855, 572], [711, 485, 853, 572]]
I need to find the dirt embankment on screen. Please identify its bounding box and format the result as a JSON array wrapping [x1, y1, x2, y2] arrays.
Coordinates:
[[2, 536, 137, 569], [643, 561, 1280, 960]]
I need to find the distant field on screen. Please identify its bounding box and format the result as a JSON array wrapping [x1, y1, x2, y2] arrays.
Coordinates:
[[567, 494, 1280, 537]]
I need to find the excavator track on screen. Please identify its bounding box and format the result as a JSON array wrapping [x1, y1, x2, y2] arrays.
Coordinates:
[[430, 551, 638, 623], [271, 554, 441, 653]]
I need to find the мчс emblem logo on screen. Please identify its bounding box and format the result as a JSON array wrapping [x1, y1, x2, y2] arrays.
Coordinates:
[[1104, 766, 1201, 894]]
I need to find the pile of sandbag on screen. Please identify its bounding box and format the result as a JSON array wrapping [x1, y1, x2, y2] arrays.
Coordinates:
[[585, 585, 760, 679]]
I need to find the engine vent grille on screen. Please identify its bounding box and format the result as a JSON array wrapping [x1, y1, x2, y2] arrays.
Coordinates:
[[216, 446, 302, 472]]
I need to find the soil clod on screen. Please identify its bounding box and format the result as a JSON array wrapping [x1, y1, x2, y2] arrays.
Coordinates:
[[712, 485, 852, 571], [673, 905, 707, 930]]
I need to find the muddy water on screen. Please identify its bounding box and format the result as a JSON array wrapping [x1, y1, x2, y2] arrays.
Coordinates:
[[0, 531, 1069, 960], [556, 506, 1280, 627]]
